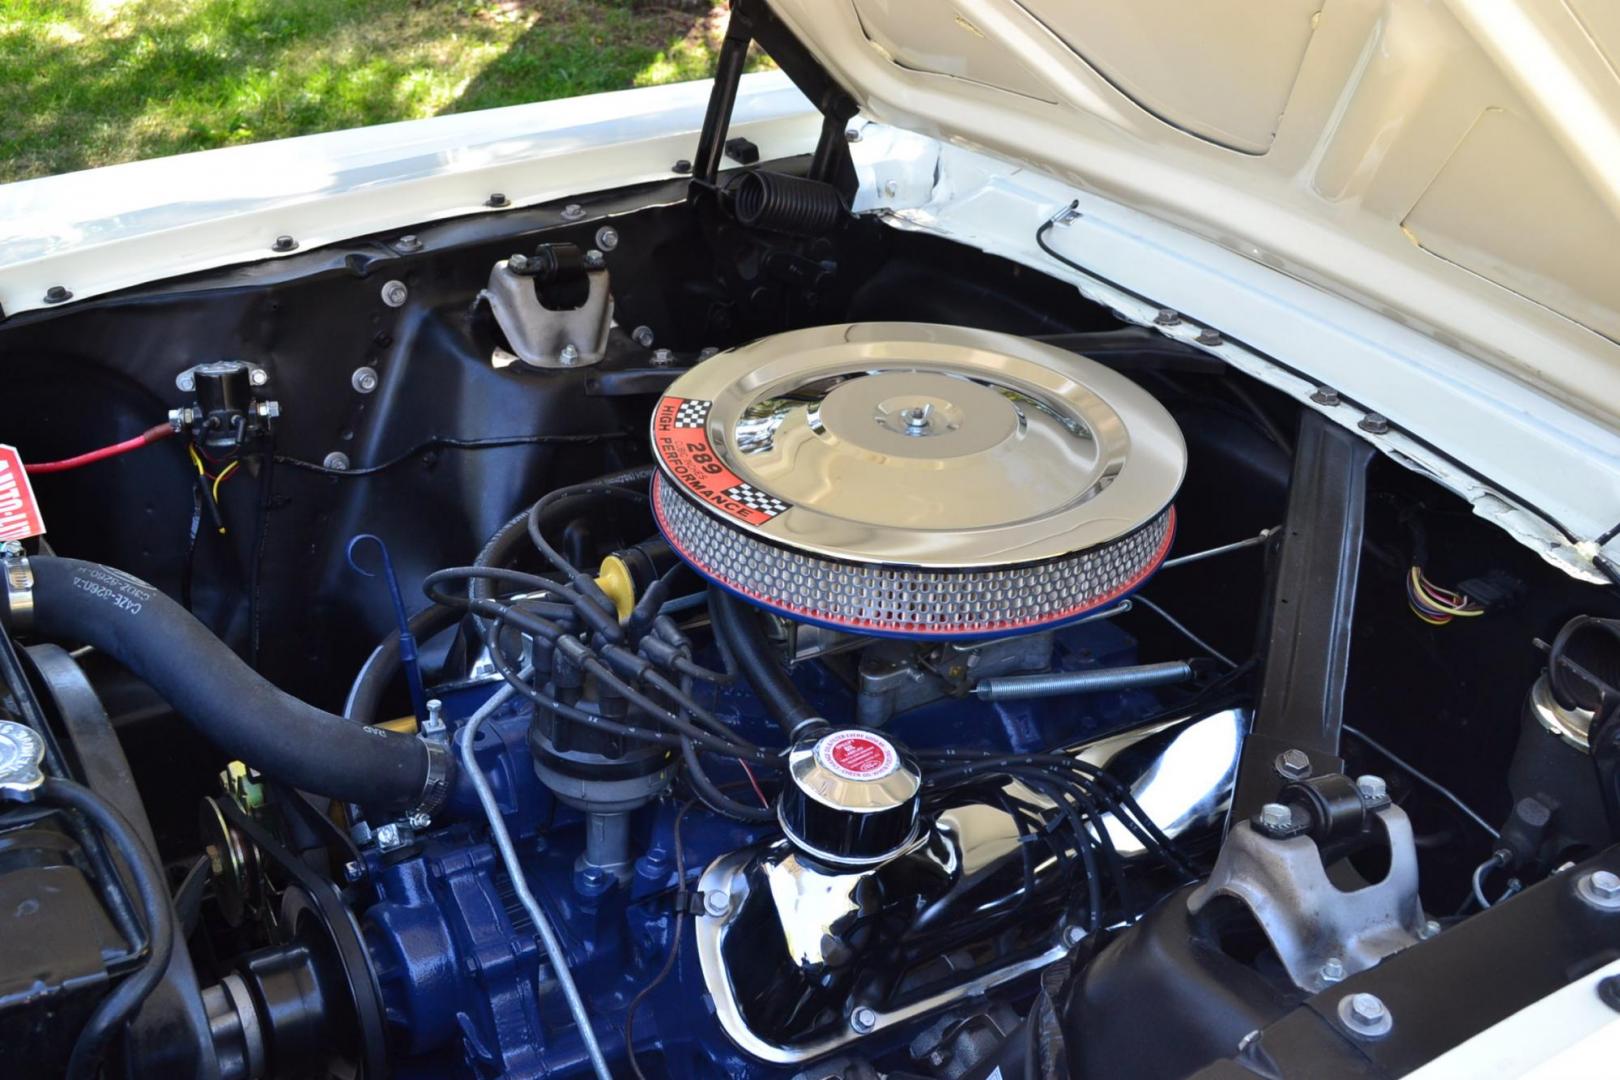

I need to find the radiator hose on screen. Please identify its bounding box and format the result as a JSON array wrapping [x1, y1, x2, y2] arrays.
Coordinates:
[[18, 556, 444, 814]]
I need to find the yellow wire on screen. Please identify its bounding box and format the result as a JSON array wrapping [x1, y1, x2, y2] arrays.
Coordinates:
[[211, 461, 239, 504], [1408, 601, 1451, 626], [187, 444, 238, 535], [1416, 572, 1483, 617], [1408, 566, 1484, 621]]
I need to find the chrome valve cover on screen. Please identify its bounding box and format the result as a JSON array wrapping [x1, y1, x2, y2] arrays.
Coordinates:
[[694, 707, 1246, 1064]]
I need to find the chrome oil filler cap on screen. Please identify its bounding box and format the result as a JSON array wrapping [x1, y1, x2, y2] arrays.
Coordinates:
[[778, 729, 922, 868], [650, 322, 1186, 637]]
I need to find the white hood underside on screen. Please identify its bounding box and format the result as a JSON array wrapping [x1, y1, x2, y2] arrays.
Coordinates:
[[769, 0, 1620, 578], [772, 0, 1620, 431], [845, 122, 1620, 583]]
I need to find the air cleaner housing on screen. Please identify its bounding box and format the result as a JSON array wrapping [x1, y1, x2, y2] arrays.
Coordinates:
[[650, 322, 1184, 638]]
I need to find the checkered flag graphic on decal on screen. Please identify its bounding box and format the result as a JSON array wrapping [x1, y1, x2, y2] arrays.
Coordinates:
[[724, 483, 790, 519], [673, 400, 711, 428]]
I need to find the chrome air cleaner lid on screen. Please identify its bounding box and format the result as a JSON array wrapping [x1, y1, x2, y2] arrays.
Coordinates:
[[651, 322, 1185, 637]]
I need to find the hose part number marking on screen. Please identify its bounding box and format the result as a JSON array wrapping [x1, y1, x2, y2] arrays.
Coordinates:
[[71, 577, 143, 615], [0, 447, 45, 541], [816, 730, 898, 781], [70, 565, 154, 616], [652, 397, 791, 527]]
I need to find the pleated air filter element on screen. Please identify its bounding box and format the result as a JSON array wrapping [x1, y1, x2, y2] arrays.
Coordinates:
[[650, 323, 1186, 638]]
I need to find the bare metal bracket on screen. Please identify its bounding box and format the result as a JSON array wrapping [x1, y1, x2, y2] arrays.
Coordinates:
[[1187, 806, 1426, 993], [482, 259, 612, 370]]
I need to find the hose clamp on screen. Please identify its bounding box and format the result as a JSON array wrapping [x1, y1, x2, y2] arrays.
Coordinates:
[[411, 740, 451, 821], [2, 542, 33, 634]]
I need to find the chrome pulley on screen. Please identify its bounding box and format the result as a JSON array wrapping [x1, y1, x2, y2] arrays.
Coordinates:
[[650, 322, 1185, 637]]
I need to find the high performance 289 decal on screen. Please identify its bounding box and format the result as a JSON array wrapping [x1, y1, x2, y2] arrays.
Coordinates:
[[651, 397, 791, 528]]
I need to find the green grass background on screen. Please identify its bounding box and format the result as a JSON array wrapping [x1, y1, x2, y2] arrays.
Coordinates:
[[1, 0, 761, 183]]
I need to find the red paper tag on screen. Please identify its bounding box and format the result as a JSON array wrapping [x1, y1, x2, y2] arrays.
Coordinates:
[[0, 447, 46, 541]]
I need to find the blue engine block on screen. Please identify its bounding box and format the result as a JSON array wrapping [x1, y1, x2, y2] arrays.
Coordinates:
[[355, 619, 1150, 1078]]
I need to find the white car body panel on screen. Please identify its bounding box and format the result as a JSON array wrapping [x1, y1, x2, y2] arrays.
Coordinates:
[[0, 71, 820, 318], [771, 0, 1620, 436], [1406, 956, 1620, 1079]]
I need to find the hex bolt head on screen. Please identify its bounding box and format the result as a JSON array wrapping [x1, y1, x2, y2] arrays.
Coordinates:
[[1419, 919, 1442, 940], [395, 234, 423, 253], [1062, 924, 1086, 948], [1154, 308, 1182, 327], [595, 226, 619, 251], [672, 159, 693, 175], [375, 823, 402, 850], [175, 370, 197, 392], [583, 249, 606, 270], [1598, 974, 1620, 1013], [561, 203, 586, 221], [1352, 994, 1386, 1022], [632, 325, 656, 348], [43, 285, 72, 304], [272, 235, 297, 252], [486, 193, 509, 208], [343, 860, 364, 883], [558, 344, 580, 366], [1319, 957, 1346, 983], [850, 1006, 878, 1034], [407, 811, 432, 831], [1358, 413, 1391, 435], [507, 252, 531, 272], [845, 127, 862, 143], [249, 368, 269, 387], [1196, 328, 1223, 346], [351, 367, 379, 394], [1311, 386, 1342, 407], [1275, 748, 1311, 781], [1357, 774, 1389, 802], [651, 348, 674, 367], [1258, 802, 1292, 833], [380, 280, 409, 308], [703, 889, 731, 918], [1578, 869, 1620, 910], [1339, 992, 1392, 1038], [323, 451, 351, 472]]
